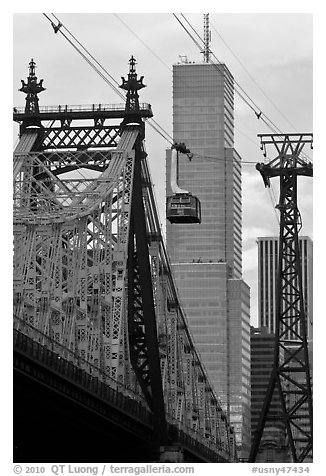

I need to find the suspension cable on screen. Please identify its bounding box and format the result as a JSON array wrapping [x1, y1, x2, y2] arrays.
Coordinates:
[[43, 13, 175, 146], [51, 13, 122, 89]]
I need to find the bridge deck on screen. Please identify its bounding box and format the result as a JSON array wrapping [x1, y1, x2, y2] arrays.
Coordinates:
[[14, 328, 230, 463]]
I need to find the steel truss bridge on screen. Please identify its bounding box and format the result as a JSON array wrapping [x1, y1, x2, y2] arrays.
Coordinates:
[[13, 58, 237, 463]]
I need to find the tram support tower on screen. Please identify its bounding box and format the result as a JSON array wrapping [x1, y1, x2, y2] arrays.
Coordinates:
[[249, 133, 313, 463]]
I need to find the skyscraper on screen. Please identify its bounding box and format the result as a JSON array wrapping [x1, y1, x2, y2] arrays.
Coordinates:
[[257, 236, 313, 344], [257, 236, 313, 461], [251, 326, 289, 463], [166, 59, 251, 459]]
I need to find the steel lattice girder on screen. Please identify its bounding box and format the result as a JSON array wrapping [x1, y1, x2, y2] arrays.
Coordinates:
[[42, 126, 121, 149], [127, 139, 166, 442]]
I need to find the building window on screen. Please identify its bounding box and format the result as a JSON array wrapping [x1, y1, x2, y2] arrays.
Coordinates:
[[266, 447, 274, 462]]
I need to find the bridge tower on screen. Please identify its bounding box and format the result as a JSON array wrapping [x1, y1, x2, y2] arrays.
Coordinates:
[[120, 56, 166, 442], [249, 134, 313, 463]]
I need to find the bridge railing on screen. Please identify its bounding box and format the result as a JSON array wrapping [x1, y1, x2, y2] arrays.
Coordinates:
[[166, 415, 231, 462], [13, 103, 152, 115]]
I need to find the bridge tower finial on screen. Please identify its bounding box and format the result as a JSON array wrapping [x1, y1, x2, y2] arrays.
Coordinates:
[[19, 59, 46, 116], [120, 56, 146, 117]]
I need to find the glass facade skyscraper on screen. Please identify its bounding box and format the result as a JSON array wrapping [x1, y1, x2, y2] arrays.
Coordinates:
[[166, 61, 251, 459]]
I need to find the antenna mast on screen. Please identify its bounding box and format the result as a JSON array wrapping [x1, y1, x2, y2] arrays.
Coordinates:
[[203, 13, 210, 63]]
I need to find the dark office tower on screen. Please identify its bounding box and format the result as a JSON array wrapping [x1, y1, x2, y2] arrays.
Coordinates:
[[250, 327, 290, 463], [257, 236, 313, 345], [256, 237, 313, 461], [283, 346, 313, 463], [166, 60, 251, 460]]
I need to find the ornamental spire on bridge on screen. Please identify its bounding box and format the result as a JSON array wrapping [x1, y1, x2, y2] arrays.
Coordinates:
[[19, 59, 45, 129], [120, 56, 146, 124], [19, 59, 45, 115]]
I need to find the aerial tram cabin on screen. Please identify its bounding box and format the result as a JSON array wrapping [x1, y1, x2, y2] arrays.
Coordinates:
[[166, 193, 201, 224], [166, 143, 201, 224]]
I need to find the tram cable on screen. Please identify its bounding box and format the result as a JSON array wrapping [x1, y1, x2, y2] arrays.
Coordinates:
[[209, 21, 299, 132], [43, 13, 175, 147], [113, 14, 171, 71], [43, 13, 126, 101], [173, 13, 312, 163], [174, 14, 278, 127], [173, 14, 263, 122], [51, 13, 122, 91]]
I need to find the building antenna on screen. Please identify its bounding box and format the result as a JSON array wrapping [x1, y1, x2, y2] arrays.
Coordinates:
[[203, 13, 211, 62]]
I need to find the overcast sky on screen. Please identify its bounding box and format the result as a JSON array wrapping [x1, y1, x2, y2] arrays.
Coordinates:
[[12, 12, 313, 325]]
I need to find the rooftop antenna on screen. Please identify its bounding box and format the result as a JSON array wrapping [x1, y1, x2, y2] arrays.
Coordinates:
[[202, 13, 211, 63]]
